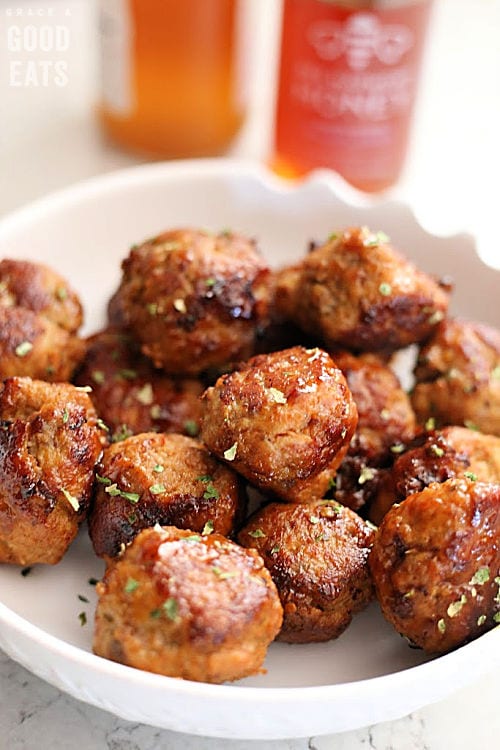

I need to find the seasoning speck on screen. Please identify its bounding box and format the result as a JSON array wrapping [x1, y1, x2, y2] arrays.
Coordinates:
[[78, 612, 87, 627], [21, 566, 32, 577]]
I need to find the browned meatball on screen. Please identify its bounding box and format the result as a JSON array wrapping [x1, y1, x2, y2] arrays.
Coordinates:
[[200, 346, 358, 503], [0, 377, 105, 565], [275, 227, 450, 353], [332, 351, 416, 511], [93, 525, 283, 683], [370, 426, 500, 524], [74, 328, 204, 441], [113, 228, 271, 375], [0, 259, 85, 381], [369, 478, 500, 653], [239, 500, 375, 643], [412, 318, 500, 435], [89, 432, 246, 559]]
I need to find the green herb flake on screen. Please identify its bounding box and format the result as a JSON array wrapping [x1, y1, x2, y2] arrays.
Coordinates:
[[122, 491, 140, 504], [328, 232, 338, 242], [270, 544, 281, 555], [378, 283, 392, 297], [111, 424, 133, 443], [150, 404, 162, 420], [202, 520, 214, 536], [62, 409, 69, 424], [61, 488, 80, 512], [184, 420, 199, 437], [390, 443, 405, 454], [147, 303, 158, 316], [477, 614, 487, 626], [56, 286, 67, 301], [309, 515, 321, 524], [464, 420, 479, 432], [464, 471, 477, 481], [75, 385, 92, 393], [425, 417, 436, 431], [91, 370, 105, 385], [493, 612, 500, 624], [153, 464, 164, 474], [124, 577, 140, 594], [118, 368, 137, 381], [78, 594, 89, 603], [268, 387, 287, 404], [203, 484, 220, 500], [96, 473, 112, 486], [163, 597, 179, 621], [430, 444, 445, 458], [358, 466, 375, 485], [205, 277, 216, 288], [78, 611, 87, 627], [469, 566, 490, 586], [428, 310, 444, 326], [184, 534, 202, 543], [149, 484, 166, 495], [437, 618, 446, 634], [447, 594, 467, 618], [20, 566, 32, 577], [96, 418, 109, 432], [224, 442, 238, 461], [248, 528, 266, 539], [197, 474, 213, 483], [88, 577, 99, 586], [127, 513, 137, 525], [491, 365, 500, 381], [136, 383, 154, 406], [380, 408, 390, 421], [15, 341, 33, 358], [150, 608, 161, 619], [214, 569, 238, 580]]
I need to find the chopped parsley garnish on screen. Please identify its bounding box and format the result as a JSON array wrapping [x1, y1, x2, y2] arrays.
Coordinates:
[[428, 310, 444, 325], [111, 424, 133, 443], [464, 471, 477, 481], [437, 618, 446, 634], [56, 286, 67, 301], [91, 370, 105, 385], [124, 578, 140, 594], [75, 385, 92, 393], [378, 283, 392, 297], [62, 409, 69, 424], [430, 444, 444, 458], [150, 404, 162, 420], [328, 232, 338, 242], [184, 534, 202, 543], [149, 484, 166, 495], [88, 577, 99, 586], [78, 612, 87, 627], [104, 483, 140, 504], [447, 594, 467, 618], [203, 484, 219, 500], [492, 366, 500, 381], [469, 566, 490, 586], [268, 387, 287, 404], [184, 420, 199, 437], [61, 488, 79, 512], [96, 473, 112, 486], [477, 614, 487, 626], [425, 417, 436, 431], [358, 466, 375, 485], [464, 420, 479, 432], [153, 464, 164, 473], [118, 368, 137, 381], [96, 418, 109, 432], [270, 545, 281, 555], [15, 341, 33, 357], [127, 513, 137, 525], [163, 597, 179, 621], [309, 516, 320, 524], [136, 383, 153, 405], [202, 520, 214, 536], [493, 613, 500, 624], [248, 528, 266, 539], [390, 443, 405, 454], [205, 277, 216, 287], [78, 594, 89, 603], [147, 303, 158, 316], [197, 475, 213, 483], [224, 442, 238, 461], [173, 298, 187, 314]]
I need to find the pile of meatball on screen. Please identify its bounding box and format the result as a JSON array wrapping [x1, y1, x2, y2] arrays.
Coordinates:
[[1, 225, 499, 684]]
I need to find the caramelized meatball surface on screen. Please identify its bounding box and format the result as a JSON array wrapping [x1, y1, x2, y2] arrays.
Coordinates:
[[0, 377, 104, 565], [201, 346, 358, 503], [0, 259, 85, 381], [371, 426, 500, 524], [412, 318, 500, 436], [275, 227, 450, 353], [93, 525, 283, 683], [369, 478, 500, 653], [332, 351, 416, 511], [113, 228, 270, 375], [239, 500, 375, 643], [89, 432, 246, 559], [74, 328, 204, 441]]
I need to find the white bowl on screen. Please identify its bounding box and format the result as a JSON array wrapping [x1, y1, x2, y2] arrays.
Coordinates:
[[0, 159, 498, 740]]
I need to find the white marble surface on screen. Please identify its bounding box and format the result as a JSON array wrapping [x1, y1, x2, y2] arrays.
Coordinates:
[[0, 0, 500, 747]]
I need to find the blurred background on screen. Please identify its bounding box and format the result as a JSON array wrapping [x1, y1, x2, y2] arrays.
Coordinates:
[[0, 0, 499, 268]]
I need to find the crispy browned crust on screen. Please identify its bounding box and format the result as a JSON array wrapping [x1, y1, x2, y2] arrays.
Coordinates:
[[369, 478, 500, 653], [332, 351, 416, 511], [0, 377, 105, 565], [74, 328, 204, 440], [93, 526, 283, 683], [89, 432, 246, 559], [0, 259, 84, 381], [112, 229, 271, 375], [275, 227, 450, 353], [412, 318, 500, 435], [239, 500, 375, 643], [370, 426, 500, 524], [200, 346, 358, 503]]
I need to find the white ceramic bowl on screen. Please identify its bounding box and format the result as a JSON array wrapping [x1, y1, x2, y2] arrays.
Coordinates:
[[0, 159, 498, 740]]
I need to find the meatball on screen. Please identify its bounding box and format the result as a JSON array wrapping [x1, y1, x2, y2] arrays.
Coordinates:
[[370, 426, 500, 524], [275, 227, 450, 352], [238, 500, 375, 643], [0, 259, 85, 381], [113, 228, 271, 374], [0, 377, 104, 565], [93, 525, 283, 683], [89, 432, 246, 559], [412, 318, 500, 435], [74, 328, 204, 441], [369, 478, 500, 653], [332, 351, 416, 511], [200, 346, 358, 503]]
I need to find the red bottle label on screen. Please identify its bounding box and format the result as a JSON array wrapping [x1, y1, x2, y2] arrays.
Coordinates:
[[274, 0, 433, 191]]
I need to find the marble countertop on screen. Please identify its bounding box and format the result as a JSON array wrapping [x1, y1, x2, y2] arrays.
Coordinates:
[[1, 1, 499, 747]]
